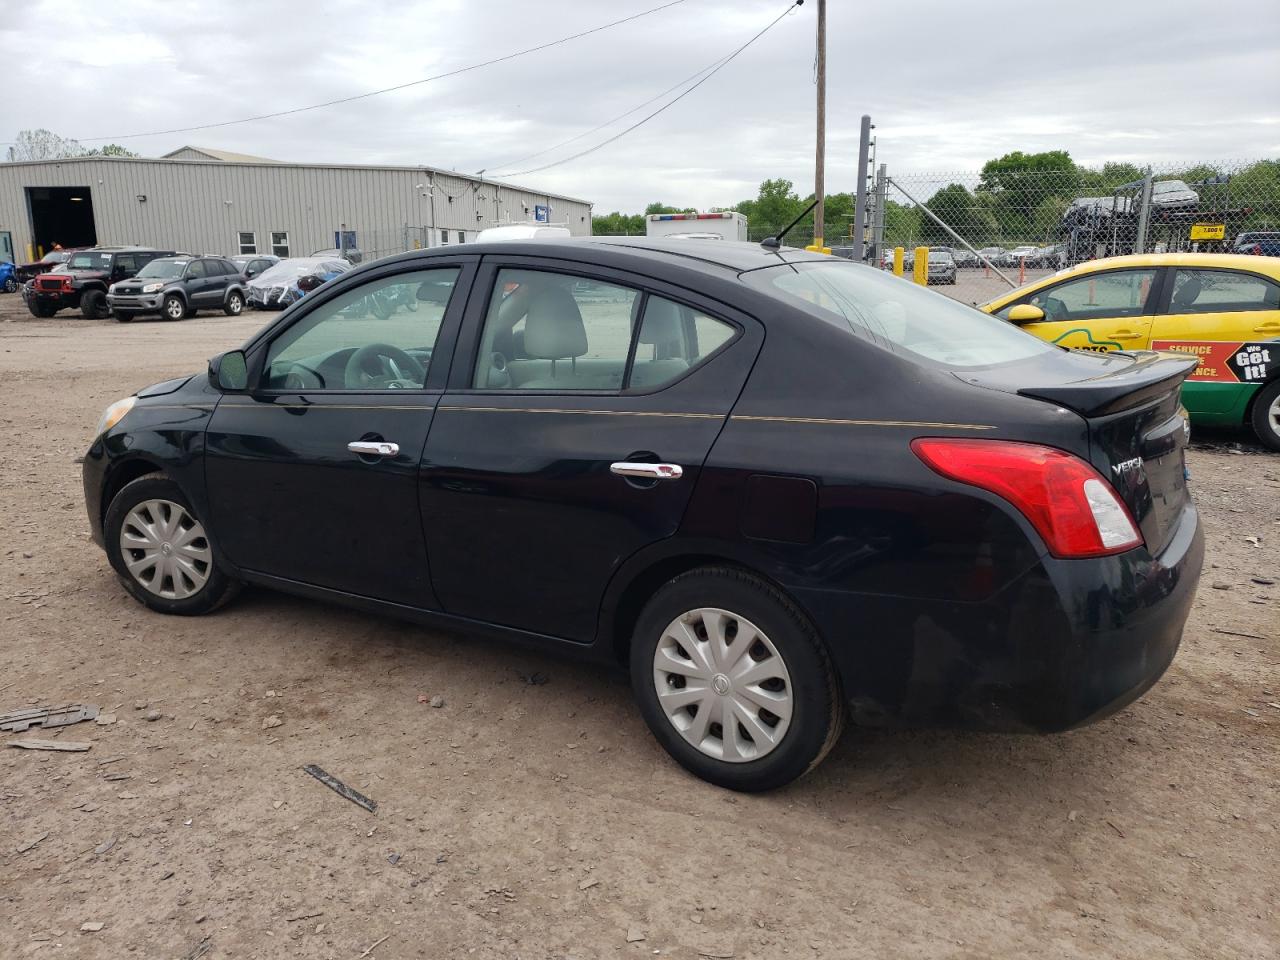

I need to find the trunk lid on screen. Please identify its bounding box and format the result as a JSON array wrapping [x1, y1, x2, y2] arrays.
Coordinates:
[[959, 349, 1198, 555]]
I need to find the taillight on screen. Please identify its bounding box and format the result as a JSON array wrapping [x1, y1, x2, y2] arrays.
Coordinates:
[[911, 438, 1143, 558]]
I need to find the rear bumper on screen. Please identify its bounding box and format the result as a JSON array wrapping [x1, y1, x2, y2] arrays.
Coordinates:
[[796, 501, 1204, 732]]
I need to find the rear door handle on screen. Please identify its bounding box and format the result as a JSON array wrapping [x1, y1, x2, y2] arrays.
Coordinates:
[[610, 462, 683, 481], [1252, 324, 1280, 333], [348, 440, 399, 457]]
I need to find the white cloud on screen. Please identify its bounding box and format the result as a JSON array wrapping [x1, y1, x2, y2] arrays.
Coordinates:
[[2, 0, 1275, 211]]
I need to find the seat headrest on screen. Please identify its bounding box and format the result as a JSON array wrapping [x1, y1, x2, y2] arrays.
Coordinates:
[[523, 286, 588, 360], [639, 298, 683, 346], [1172, 276, 1201, 308]]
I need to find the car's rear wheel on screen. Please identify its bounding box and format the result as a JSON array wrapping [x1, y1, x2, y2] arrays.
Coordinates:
[[1250, 378, 1280, 452], [104, 476, 238, 615], [163, 294, 188, 321], [630, 567, 844, 791], [80, 289, 108, 320], [224, 291, 244, 316]]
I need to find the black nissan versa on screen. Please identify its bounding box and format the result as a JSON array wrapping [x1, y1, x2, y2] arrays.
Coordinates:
[[82, 238, 1204, 791]]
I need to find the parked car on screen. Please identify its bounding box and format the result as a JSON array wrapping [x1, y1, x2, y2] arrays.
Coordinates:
[[84, 237, 1202, 791], [107, 256, 248, 322], [1233, 231, 1280, 256], [229, 254, 280, 281], [311, 246, 364, 265], [1000, 246, 1039, 267], [0, 260, 16, 293], [925, 249, 957, 284], [14, 249, 74, 285], [246, 257, 350, 309], [982, 252, 1280, 448], [1150, 179, 1199, 211], [1029, 245, 1066, 269], [976, 246, 1005, 266], [28, 247, 175, 318], [950, 248, 979, 268]]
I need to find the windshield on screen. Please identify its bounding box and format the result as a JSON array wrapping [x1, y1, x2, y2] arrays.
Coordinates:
[[67, 252, 112, 271], [746, 261, 1056, 368], [136, 259, 188, 279]]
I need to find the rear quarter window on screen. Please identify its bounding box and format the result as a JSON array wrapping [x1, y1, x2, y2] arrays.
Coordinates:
[[746, 261, 1055, 368]]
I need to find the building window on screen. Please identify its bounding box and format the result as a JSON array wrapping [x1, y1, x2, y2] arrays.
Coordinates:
[[238, 232, 256, 255], [439, 230, 450, 246], [271, 231, 290, 257], [457, 232, 467, 244]]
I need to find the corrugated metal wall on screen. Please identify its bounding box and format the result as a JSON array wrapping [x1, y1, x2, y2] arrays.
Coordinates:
[[0, 157, 592, 261]]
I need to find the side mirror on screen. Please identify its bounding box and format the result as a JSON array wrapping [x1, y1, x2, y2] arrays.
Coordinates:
[[210, 350, 249, 391], [1007, 303, 1045, 324]]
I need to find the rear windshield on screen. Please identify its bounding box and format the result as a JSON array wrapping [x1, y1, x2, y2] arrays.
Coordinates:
[[745, 261, 1055, 368], [136, 259, 188, 279]]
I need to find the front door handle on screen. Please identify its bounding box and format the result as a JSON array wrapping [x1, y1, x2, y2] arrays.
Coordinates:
[[1112, 330, 1144, 341], [348, 440, 399, 458], [610, 461, 683, 480]]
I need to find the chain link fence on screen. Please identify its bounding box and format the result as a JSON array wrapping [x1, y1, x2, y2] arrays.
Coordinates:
[[872, 159, 1280, 271]]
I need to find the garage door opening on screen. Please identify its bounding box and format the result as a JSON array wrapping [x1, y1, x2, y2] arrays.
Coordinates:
[[26, 186, 97, 256]]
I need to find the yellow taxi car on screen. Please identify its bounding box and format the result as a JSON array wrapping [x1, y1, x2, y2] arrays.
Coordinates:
[[982, 253, 1280, 449]]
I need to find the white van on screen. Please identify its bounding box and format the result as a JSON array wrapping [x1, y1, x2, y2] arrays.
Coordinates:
[[476, 224, 573, 243]]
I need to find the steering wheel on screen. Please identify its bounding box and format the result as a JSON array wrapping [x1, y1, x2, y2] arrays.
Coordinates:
[[344, 343, 426, 388]]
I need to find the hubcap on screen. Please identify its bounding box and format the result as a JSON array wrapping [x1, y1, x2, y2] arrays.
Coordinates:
[[1268, 393, 1280, 435], [230, 295, 242, 313], [118, 499, 212, 600], [652, 607, 793, 763], [167, 299, 183, 318]]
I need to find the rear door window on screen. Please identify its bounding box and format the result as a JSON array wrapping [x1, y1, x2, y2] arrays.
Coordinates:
[[1165, 269, 1280, 314], [998, 269, 1158, 322], [629, 296, 737, 390]]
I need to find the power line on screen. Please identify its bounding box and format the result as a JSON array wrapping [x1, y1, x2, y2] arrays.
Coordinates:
[[6, 0, 688, 146], [483, 55, 733, 175], [495, 0, 802, 179]]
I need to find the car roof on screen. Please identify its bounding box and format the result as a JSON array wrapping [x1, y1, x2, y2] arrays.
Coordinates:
[[981, 251, 1280, 308], [418, 236, 833, 275]]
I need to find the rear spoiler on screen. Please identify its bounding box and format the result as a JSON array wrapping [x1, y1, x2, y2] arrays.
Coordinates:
[[1017, 351, 1200, 417]]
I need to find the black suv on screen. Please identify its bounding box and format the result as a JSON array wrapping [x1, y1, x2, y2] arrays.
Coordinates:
[[107, 256, 248, 322], [29, 247, 174, 319]]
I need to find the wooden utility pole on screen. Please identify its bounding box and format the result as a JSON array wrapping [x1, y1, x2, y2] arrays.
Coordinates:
[[813, 0, 826, 249]]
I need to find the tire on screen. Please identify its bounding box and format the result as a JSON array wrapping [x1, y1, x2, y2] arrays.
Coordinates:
[[629, 567, 844, 792], [2, 277, 16, 294], [163, 293, 188, 321], [112, 311, 133, 323], [224, 290, 244, 316], [103, 475, 239, 616], [80, 288, 108, 320], [29, 300, 57, 318], [1250, 378, 1280, 452]]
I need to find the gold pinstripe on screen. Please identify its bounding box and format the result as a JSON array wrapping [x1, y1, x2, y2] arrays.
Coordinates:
[[445, 405, 722, 420], [732, 415, 994, 430]]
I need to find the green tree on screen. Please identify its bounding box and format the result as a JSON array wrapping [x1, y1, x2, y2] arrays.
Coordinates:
[[88, 143, 140, 158], [919, 183, 997, 246], [978, 149, 1078, 238], [643, 202, 696, 215], [591, 210, 645, 235]]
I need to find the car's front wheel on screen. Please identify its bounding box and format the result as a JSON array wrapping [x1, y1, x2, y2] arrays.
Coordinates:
[[80, 289, 108, 320], [1250, 378, 1280, 451], [163, 294, 188, 321], [224, 291, 244, 316], [630, 567, 844, 791], [104, 475, 238, 615]]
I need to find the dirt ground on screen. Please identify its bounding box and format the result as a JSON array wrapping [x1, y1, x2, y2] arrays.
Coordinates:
[[0, 293, 1276, 960]]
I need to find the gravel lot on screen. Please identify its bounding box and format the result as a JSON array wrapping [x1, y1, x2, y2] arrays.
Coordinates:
[[1, 293, 1277, 959]]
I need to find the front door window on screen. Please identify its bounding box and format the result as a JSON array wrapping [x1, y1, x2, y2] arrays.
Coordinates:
[[265, 268, 460, 391]]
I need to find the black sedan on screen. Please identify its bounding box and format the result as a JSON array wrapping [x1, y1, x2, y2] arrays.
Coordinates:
[[82, 238, 1204, 791]]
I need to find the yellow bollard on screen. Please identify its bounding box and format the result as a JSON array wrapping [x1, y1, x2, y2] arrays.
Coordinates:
[[913, 246, 929, 286], [804, 237, 832, 255], [892, 246, 904, 276], [27, 243, 35, 261]]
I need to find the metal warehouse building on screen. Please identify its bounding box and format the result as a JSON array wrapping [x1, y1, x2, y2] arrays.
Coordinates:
[[0, 147, 592, 264]]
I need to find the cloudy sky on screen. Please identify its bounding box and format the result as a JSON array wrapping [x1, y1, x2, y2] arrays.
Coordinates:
[[3, 0, 1277, 212]]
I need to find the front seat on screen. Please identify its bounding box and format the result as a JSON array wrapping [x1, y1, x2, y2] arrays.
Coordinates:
[[1171, 276, 1202, 311], [520, 286, 590, 388]]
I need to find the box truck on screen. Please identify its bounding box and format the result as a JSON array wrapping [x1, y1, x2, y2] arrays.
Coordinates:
[[645, 212, 748, 241]]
